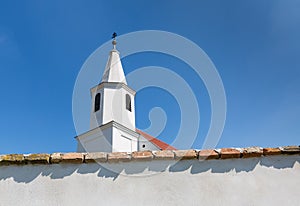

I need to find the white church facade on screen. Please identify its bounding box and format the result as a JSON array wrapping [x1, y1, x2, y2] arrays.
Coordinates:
[[76, 35, 175, 153]]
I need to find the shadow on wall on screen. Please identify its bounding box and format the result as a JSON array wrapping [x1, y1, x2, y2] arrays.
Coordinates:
[[0, 155, 299, 183]]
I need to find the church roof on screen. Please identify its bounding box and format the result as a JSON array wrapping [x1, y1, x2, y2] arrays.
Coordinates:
[[101, 39, 127, 84], [136, 129, 177, 150]]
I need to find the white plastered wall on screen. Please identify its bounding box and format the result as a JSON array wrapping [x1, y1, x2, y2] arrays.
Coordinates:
[[77, 122, 140, 153], [0, 155, 299, 206], [138, 135, 160, 151], [90, 85, 135, 131], [77, 126, 113, 153], [112, 126, 138, 152]]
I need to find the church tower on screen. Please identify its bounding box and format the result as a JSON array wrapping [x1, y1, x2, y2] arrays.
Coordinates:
[[89, 35, 136, 131], [76, 33, 176, 153]]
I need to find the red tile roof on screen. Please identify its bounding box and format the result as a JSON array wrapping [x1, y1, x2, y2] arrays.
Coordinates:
[[136, 129, 177, 150]]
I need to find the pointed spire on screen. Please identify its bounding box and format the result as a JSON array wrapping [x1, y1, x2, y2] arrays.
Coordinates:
[[101, 33, 127, 84]]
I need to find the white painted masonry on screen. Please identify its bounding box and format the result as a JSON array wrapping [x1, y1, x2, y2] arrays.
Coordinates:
[[0, 155, 299, 206], [89, 83, 136, 131]]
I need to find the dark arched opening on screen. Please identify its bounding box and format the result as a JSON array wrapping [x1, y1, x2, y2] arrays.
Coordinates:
[[126, 94, 131, 112], [94, 93, 101, 112]]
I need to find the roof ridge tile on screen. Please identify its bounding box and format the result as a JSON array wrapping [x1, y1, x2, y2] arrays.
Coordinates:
[[0, 146, 299, 166]]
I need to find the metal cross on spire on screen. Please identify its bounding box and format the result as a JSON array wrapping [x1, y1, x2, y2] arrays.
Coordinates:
[[112, 32, 117, 39], [112, 32, 117, 49]]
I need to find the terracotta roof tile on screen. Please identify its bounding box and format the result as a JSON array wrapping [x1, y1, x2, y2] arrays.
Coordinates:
[[0, 154, 24, 165], [132, 151, 153, 161], [242, 147, 263, 158], [280, 146, 300, 154], [0, 146, 299, 165], [136, 129, 177, 150], [174, 150, 197, 160], [263, 147, 281, 155], [25, 154, 50, 164], [220, 148, 241, 159], [85, 152, 107, 163], [153, 150, 175, 160], [50, 153, 63, 163], [108, 152, 131, 162], [61, 153, 84, 163], [199, 149, 219, 160]]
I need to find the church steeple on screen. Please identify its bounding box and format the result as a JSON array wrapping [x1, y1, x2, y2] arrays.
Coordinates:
[[76, 33, 176, 153], [89, 33, 136, 132], [101, 33, 127, 84]]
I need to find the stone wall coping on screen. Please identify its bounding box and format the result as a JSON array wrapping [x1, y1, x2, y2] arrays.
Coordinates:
[[0, 146, 299, 165]]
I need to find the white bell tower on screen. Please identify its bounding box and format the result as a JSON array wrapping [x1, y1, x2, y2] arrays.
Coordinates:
[[76, 34, 140, 152], [89, 36, 136, 131], [76, 33, 174, 153]]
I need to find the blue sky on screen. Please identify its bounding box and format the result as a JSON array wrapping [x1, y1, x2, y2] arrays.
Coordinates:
[[0, 1, 299, 153]]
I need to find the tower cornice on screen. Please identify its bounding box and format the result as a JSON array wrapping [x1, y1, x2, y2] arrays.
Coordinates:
[[90, 82, 136, 96]]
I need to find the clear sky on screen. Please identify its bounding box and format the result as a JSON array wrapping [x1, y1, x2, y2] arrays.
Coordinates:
[[0, 1, 299, 153]]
